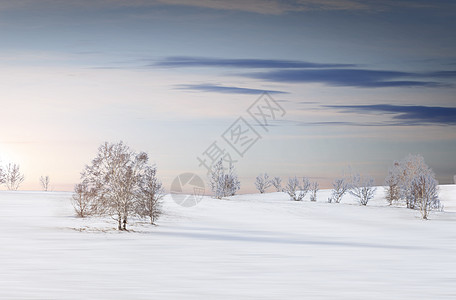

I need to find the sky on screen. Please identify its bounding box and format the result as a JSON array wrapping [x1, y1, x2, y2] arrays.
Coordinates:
[[0, 0, 455, 192]]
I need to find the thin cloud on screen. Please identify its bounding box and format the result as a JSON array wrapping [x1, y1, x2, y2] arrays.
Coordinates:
[[140, 0, 453, 14], [275, 119, 410, 127], [154, 57, 355, 69], [425, 71, 456, 78], [0, 0, 453, 15], [155, 57, 455, 88], [176, 84, 287, 94], [243, 69, 445, 88], [296, 121, 398, 127], [325, 104, 456, 125]]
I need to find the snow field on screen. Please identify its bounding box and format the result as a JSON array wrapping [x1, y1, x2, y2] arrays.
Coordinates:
[[0, 186, 455, 299]]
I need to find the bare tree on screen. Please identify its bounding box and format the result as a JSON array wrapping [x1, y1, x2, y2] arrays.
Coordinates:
[[385, 154, 437, 210], [0, 165, 5, 186], [284, 176, 310, 201], [271, 177, 282, 192], [350, 174, 376, 206], [310, 181, 319, 202], [210, 159, 240, 199], [136, 166, 165, 225], [385, 162, 400, 205], [40, 175, 51, 191], [72, 180, 98, 218], [210, 159, 224, 199], [79, 141, 148, 230], [411, 173, 440, 219], [5, 163, 25, 191], [254, 173, 271, 193], [328, 177, 349, 203]]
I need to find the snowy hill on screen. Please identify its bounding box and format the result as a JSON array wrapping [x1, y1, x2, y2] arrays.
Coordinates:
[[0, 186, 455, 299]]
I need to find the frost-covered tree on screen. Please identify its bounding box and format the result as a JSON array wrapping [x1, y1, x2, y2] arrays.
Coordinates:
[[385, 154, 438, 210], [0, 165, 5, 186], [271, 177, 282, 192], [254, 173, 271, 193], [210, 159, 240, 199], [210, 159, 224, 199], [75, 142, 165, 229], [78, 141, 149, 230], [225, 165, 241, 197], [411, 172, 440, 219], [284, 176, 310, 201], [40, 175, 51, 191], [72, 180, 98, 218], [385, 162, 401, 205], [350, 174, 376, 206], [328, 177, 350, 203], [136, 166, 164, 225], [401, 155, 432, 209], [301, 177, 310, 197], [284, 177, 300, 201], [5, 163, 25, 191], [310, 181, 319, 202]]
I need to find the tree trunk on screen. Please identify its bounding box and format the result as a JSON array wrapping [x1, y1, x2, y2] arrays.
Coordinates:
[[118, 217, 122, 230], [122, 217, 127, 231]]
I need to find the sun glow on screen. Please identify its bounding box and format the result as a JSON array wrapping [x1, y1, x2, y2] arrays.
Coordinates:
[[0, 144, 17, 165]]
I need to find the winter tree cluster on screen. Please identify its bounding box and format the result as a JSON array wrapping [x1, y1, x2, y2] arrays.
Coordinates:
[[0, 161, 50, 191], [254, 173, 272, 194], [209, 159, 240, 199], [283, 176, 310, 201], [249, 170, 375, 206], [327, 177, 350, 203], [385, 154, 440, 219], [72, 141, 165, 230], [0, 163, 25, 191], [251, 173, 320, 201], [252, 173, 282, 193], [249, 171, 376, 206], [208, 152, 439, 219], [350, 174, 376, 206], [281, 176, 320, 202], [325, 172, 376, 206]]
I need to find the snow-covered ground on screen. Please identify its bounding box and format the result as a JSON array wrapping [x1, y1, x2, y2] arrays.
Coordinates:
[[0, 186, 455, 299]]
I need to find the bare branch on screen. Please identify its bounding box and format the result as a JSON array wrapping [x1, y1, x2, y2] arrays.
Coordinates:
[[254, 173, 271, 194], [39, 175, 51, 191], [5, 163, 25, 191]]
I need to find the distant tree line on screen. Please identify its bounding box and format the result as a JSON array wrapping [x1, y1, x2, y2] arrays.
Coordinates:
[[65, 145, 442, 231], [0, 160, 53, 191], [225, 154, 439, 220], [1, 143, 443, 224]]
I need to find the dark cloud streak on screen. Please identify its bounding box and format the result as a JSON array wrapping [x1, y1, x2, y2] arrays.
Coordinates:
[[155, 57, 356, 69], [325, 104, 456, 125], [243, 69, 445, 88], [155, 57, 455, 88], [176, 84, 287, 94]]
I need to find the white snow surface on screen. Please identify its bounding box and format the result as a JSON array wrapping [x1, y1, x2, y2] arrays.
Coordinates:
[[0, 186, 455, 299]]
